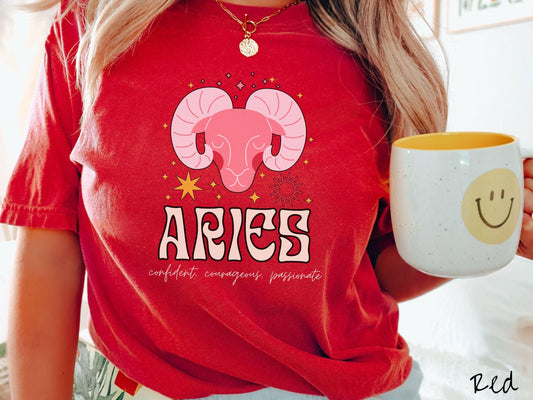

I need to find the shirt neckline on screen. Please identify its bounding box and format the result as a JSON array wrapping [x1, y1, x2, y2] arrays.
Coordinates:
[[183, 0, 313, 30]]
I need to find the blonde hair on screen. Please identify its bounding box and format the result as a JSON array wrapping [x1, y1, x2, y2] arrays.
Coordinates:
[[25, 0, 447, 140]]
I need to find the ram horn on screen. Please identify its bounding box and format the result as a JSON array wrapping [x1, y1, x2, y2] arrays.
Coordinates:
[[246, 89, 306, 171], [171, 87, 233, 169]]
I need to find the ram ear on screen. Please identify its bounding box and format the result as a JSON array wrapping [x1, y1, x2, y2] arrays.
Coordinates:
[[266, 118, 285, 136], [266, 118, 284, 157], [193, 117, 210, 134]]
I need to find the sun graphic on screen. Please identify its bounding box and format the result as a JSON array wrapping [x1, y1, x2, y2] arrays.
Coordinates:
[[270, 173, 303, 207]]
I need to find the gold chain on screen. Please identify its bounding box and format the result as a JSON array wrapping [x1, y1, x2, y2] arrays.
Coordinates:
[[214, 0, 304, 57]]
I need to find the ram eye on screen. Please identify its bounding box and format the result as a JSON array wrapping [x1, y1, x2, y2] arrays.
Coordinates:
[[252, 141, 266, 150], [211, 134, 227, 149]]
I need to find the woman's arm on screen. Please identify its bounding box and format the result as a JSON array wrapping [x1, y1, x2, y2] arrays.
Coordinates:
[[8, 227, 85, 400], [374, 244, 450, 302], [518, 159, 533, 259]]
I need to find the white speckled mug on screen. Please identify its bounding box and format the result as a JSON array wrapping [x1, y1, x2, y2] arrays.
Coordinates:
[[390, 132, 533, 278]]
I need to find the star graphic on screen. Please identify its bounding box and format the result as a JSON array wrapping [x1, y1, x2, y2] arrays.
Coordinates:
[[174, 171, 202, 200], [163, 174, 168, 179], [166, 195, 171, 200], [269, 77, 275, 83], [171, 161, 176, 166], [235, 80, 246, 91], [306, 197, 312, 204], [260, 172, 265, 178], [249, 192, 261, 203], [298, 93, 303, 99], [188, 83, 194, 88], [163, 123, 168, 128], [216, 194, 222, 201], [309, 137, 314, 143], [210, 180, 217, 189], [303, 160, 309, 165]]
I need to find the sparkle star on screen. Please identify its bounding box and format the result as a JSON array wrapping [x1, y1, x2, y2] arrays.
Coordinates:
[[249, 192, 260, 203], [163, 174, 168, 179], [303, 160, 309, 165], [216, 194, 222, 201], [309, 137, 314, 143], [298, 93, 303, 98], [171, 161, 176, 166], [269, 77, 275, 83], [163, 123, 168, 129], [166, 195, 171, 200], [235, 80, 246, 91], [174, 171, 202, 200], [260, 172, 265, 178], [188, 83, 194, 88], [210, 180, 217, 189], [306, 197, 312, 204]]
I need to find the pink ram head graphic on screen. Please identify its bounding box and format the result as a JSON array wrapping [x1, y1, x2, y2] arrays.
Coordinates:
[[171, 87, 306, 193]]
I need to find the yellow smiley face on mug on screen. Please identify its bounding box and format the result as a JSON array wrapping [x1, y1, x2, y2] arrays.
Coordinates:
[[461, 168, 521, 244]]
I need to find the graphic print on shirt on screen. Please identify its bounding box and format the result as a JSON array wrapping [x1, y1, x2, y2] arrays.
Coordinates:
[[170, 87, 306, 193], [158, 74, 316, 272]]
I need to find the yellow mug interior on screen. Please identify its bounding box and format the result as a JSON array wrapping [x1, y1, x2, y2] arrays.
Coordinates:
[[393, 132, 516, 151]]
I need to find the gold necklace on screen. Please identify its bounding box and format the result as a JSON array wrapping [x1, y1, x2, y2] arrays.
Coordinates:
[[214, 0, 303, 57]]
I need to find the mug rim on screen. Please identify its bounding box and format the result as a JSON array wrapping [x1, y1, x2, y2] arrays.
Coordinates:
[[393, 132, 518, 151]]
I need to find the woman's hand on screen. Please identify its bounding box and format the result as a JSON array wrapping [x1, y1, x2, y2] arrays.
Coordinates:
[[518, 159, 533, 259]]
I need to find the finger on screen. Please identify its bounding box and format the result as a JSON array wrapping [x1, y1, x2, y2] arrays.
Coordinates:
[[518, 212, 533, 259], [525, 180, 533, 214], [524, 159, 533, 179], [525, 177, 533, 192]]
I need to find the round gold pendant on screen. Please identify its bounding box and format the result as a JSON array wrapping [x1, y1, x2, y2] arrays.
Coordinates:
[[239, 38, 259, 57]]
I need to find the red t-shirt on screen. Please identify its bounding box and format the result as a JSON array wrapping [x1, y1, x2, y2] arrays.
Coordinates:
[[0, 1, 411, 399]]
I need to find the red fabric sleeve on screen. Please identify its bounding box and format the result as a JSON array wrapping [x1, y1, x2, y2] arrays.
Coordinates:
[[0, 7, 83, 232]]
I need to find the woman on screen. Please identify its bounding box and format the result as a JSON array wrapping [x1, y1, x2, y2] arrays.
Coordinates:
[[2, 0, 532, 399]]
